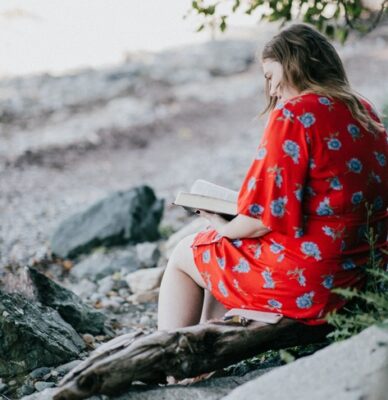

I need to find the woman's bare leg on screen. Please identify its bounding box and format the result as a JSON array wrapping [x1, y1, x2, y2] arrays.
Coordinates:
[[157, 233, 207, 331]]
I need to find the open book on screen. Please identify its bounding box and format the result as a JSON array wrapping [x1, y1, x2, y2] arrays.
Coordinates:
[[173, 179, 238, 220], [223, 309, 283, 324]]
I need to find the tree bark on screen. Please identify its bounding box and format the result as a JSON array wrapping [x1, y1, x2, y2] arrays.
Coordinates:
[[53, 318, 333, 400]]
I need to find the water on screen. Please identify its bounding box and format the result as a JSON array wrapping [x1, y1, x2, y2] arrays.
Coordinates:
[[0, 0, 256, 78]]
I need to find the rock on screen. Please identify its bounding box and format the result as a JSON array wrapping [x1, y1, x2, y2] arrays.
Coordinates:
[[127, 289, 159, 305], [21, 387, 58, 400], [0, 291, 85, 378], [0, 382, 7, 393], [34, 381, 56, 392], [165, 218, 208, 258], [71, 248, 139, 281], [70, 279, 97, 299], [28, 267, 108, 336], [29, 366, 51, 380], [125, 267, 165, 294], [18, 384, 35, 397], [135, 242, 161, 269], [50, 186, 164, 259], [55, 360, 82, 377], [97, 276, 115, 295], [222, 323, 388, 400], [106, 368, 269, 400]]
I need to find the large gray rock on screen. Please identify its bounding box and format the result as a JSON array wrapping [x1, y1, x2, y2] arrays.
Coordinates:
[[50, 186, 164, 259], [28, 267, 109, 335], [222, 323, 388, 400], [0, 291, 85, 378]]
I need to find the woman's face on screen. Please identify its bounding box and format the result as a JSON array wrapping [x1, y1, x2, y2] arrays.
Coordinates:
[[261, 59, 300, 102]]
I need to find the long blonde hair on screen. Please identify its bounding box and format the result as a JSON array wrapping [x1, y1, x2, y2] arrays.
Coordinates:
[[260, 23, 385, 135]]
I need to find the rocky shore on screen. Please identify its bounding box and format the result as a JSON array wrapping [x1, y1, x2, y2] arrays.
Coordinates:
[[0, 22, 387, 399]]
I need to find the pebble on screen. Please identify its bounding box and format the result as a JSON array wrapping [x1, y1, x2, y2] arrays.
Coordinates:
[[29, 366, 52, 380], [0, 382, 8, 393], [82, 333, 95, 346], [19, 384, 35, 396], [55, 359, 82, 377], [34, 381, 56, 391]]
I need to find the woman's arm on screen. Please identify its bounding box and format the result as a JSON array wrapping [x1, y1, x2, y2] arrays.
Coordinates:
[[197, 210, 270, 239]]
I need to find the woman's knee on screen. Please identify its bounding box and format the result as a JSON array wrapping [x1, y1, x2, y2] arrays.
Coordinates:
[[168, 233, 205, 288]]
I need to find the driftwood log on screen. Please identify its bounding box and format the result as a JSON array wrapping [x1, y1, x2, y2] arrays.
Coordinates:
[[53, 318, 333, 400]]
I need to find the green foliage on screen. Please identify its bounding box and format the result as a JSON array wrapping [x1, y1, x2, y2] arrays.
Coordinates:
[[325, 204, 388, 341], [186, 0, 388, 43]]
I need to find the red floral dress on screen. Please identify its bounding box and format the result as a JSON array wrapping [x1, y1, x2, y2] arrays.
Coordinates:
[[191, 92, 388, 325]]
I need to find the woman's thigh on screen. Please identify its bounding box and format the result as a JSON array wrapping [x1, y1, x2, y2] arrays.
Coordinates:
[[168, 233, 207, 289]]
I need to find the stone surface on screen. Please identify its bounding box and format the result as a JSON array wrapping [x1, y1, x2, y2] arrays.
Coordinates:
[[222, 324, 388, 400], [50, 186, 164, 259], [71, 248, 139, 281], [125, 267, 165, 294], [99, 368, 271, 400], [0, 291, 85, 378], [28, 267, 108, 335], [135, 242, 161, 269]]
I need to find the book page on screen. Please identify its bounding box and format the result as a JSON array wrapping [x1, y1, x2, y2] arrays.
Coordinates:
[[190, 179, 238, 203]]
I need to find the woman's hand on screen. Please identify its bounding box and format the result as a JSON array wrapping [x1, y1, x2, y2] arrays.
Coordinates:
[[196, 210, 228, 232]]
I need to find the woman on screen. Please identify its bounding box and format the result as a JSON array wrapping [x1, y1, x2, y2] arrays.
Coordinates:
[[157, 23, 388, 331]]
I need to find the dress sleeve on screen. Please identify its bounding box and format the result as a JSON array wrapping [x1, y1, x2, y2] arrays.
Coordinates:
[[237, 105, 310, 237]]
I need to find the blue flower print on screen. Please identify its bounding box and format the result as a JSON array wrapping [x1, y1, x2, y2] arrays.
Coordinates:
[[318, 96, 334, 109], [232, 258, 251, 273], [351, 191, 363, 205], [369, 171, 382, 184], [327, 138, 342, 151], [342, 258, 356, 270], [321, 274, 334, 289], [283, 107, 294, 121], [294, 183, 303, 201], [217, 257, 226, 270], [251, 243, 262, 259], [329, 176, 343, 191], [248, 203, 264, 217], [287, 267, 307, 287], [316, 197, 334, 216], [270, 196, 288, 218], [294, 227, 304, 238], [202, 249, 211, 264], [322, 225, 335, 239], [256, 147, 267, 160], [275, 101, 284, 110], [347, 158, 363, 174], [373, 195, 384, 211], [282, 140, 300, 164], [218, 280, 229, 297], [297, 112, 316, 128], [262, 268, 275, 289], [374, 151, 386, 167], [267, 165, 283, 188], [247, 177, 256, 191], [269, 240, 285, 254], [309, 158, 316, 169], [347, 124, 362, 141], [296, 291, 315, 309], [266, 299, 283, 310], [232, 239, 243, 248], [306, 186, 316, 197], [301, 241, 322, 260]]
